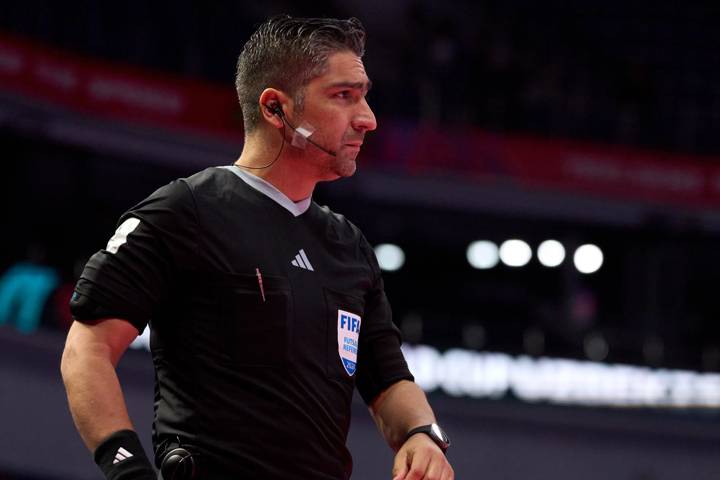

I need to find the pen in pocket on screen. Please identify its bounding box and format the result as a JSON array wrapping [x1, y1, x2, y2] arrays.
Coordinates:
[[255, 267, 266, 302]]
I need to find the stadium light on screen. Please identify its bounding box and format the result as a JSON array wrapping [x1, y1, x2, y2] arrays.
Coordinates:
[[467, 240, 499, 269], [374, 243, 405, 271], [537, 239, 565, 267], [499, 239, 532, 267], [574, 244, 604, 274]]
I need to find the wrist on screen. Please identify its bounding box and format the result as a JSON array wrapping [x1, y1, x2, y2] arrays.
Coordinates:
[[94, 429, 155, 480], [405, 423, 451, 454]]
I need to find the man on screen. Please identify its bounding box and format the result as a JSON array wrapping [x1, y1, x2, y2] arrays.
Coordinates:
[[61, 16, 454, 480]]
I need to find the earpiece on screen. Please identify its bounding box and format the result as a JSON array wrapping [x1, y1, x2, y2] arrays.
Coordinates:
[[266, 103, 284, 117]]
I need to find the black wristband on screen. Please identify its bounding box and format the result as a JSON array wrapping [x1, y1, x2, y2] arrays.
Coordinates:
[[93, 430, 156, 480]]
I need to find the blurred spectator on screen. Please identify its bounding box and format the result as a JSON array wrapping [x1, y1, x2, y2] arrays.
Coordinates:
[[48, 257, 89, 331], [0, 245, 59, 334]]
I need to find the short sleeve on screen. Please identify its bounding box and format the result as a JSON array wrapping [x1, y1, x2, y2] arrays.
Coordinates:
[[355, 235, 414, 405], [70, 179, 198, 333]]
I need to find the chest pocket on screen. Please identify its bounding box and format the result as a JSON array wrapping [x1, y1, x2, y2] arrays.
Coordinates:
[[216, 272, 292, 368], [324, 288, 365, 382]]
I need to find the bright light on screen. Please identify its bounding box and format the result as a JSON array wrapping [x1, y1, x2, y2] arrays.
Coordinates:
[[401, 344, 720, 407], [537, 240, 565, 267], [467, 240, 499, 269], [499, 239, 532, 267], [574, 244, 604, 274], [375, 243, 405, 271]]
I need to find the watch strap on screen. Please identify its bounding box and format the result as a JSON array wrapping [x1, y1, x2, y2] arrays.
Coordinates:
[[405, 424, 450, 453]]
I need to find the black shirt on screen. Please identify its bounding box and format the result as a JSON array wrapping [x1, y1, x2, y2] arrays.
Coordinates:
[[70, 166, 413, 479]]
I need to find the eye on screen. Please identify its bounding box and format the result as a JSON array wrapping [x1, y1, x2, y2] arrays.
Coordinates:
[[334, 90, 352, 100]]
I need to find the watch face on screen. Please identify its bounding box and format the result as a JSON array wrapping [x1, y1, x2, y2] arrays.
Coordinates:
[[431, 424, 446, 441], [430, 423, 450, 447]]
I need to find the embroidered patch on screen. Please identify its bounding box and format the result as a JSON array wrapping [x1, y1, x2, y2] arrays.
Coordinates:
[[106, 217, 140, 254], [337, 309, 361, 376]]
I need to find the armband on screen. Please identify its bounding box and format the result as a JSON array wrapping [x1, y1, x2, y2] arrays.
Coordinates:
[[93, 430, 156, 480]]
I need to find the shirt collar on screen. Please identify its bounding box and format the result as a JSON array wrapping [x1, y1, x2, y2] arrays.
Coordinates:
[[221, 165, 311, 217]]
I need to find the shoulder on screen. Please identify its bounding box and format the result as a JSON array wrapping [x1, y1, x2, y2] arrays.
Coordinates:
[[123, 168, 232, 228], [182, 166, 239, 194], [134, 167, 241, 211], [181, 166, 255, 206]]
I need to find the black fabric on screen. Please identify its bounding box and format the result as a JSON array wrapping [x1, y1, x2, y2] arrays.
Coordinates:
[[71, 167, 414, 479], [73, 179, 198, 334], [94, 429, 156, 480]]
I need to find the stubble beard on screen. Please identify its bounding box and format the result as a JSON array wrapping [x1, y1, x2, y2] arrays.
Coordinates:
[[330, 150, 358, 178]]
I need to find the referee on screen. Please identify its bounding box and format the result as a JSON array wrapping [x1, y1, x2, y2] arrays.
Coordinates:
[[61, 16, 453, 480]]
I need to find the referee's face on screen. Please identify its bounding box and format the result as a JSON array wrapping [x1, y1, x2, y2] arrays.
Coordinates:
[[301, 50, 377, 179]]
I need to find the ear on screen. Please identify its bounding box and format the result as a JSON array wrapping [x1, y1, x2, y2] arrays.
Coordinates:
[[259, 88, 291, 129]]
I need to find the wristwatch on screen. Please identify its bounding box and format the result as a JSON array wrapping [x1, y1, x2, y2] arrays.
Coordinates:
[[405, 423, 450, 453]]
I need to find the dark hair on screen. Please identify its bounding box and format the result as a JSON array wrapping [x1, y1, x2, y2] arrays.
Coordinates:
[[235, 15, 366, 133]]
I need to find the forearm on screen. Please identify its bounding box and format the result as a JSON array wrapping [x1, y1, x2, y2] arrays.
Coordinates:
[[61, 338, 134, 452], [369, 379, 436, 452]]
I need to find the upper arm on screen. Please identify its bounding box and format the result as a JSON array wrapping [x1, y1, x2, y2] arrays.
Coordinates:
[[355, 235, 414, 404], [70, 179, 198, 333], [63, 319, 139, 368]]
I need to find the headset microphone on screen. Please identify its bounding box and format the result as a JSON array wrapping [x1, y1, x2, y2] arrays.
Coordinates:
[[266, 103, 337, 157]]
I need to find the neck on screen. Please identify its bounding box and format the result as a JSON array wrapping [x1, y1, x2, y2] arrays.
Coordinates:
[[235, 134, 317, 202]]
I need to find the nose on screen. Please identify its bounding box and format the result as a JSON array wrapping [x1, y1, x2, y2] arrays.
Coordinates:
[[352, 97, 377, 132]]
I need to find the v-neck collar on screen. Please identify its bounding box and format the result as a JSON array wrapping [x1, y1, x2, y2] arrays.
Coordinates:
[[221, 165, 312, 217]]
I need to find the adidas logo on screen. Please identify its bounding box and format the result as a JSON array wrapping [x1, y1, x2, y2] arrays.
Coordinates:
[[113, 447, 134, 464], [291, 249, 314, 271]]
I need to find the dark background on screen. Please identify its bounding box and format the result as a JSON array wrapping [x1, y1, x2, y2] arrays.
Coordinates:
[[1, 1, 719, 479]]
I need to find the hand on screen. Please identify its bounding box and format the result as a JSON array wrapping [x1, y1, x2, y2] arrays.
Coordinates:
[[392, 433, 454, 480]]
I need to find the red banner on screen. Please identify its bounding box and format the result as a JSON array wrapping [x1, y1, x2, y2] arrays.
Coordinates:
[[2, 33, 720, 208], [374, 123, 720, 208], [0, 33, 243, 140]]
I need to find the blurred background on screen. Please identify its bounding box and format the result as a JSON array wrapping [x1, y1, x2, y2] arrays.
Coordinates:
[[1, 0, 719, 478]]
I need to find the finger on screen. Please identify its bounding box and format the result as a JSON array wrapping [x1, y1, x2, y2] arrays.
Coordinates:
[[406, 450, 431, 480], [441, 463, 455, 480], [424, 457, 445, 480], [392, 449, 411, 480]]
